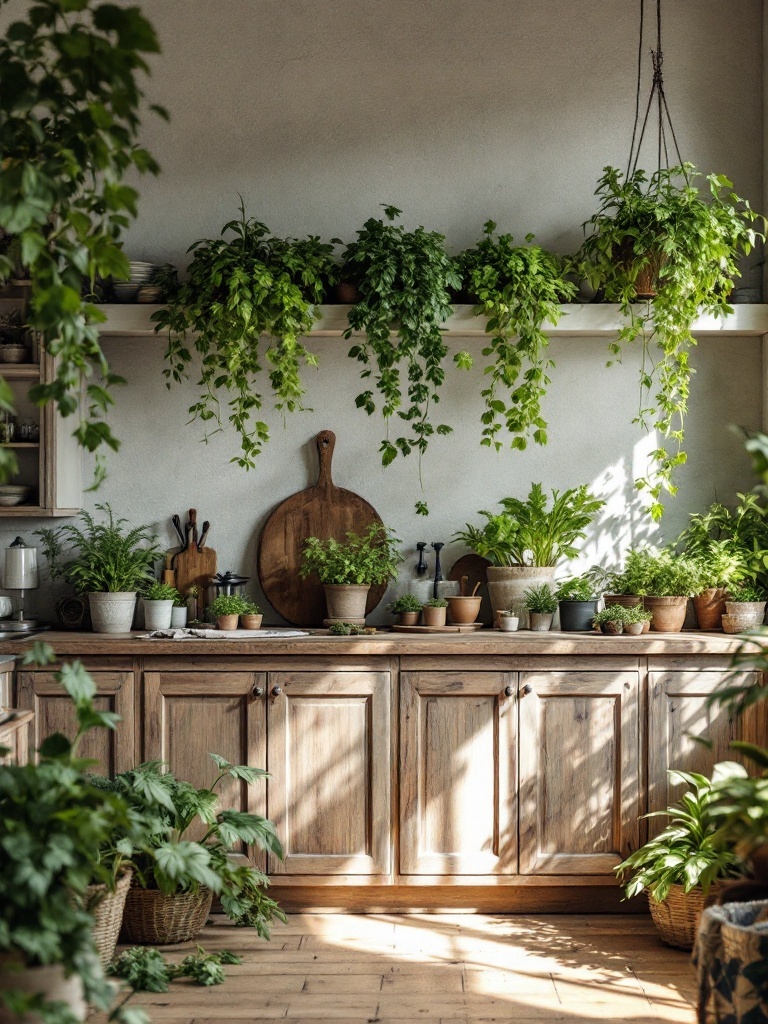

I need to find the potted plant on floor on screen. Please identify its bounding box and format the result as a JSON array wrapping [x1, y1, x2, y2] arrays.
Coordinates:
[[300, 523, 402, 624], [143, 581, 180, 631], [639, 550, 701, 632], [208, 594, 250, 631], [556, 575, 600, 632], [525, 584, 557, 632], [389, 594, 422, 626], [615, 764, 743, 950], [454, 482, 604, 628], [240, 601, 263, 630], [422, 597, 448, 628], [722, 583, 767, 633], [41, 505, 160, 634], [579, 164, 763, 519], [96, 756, 285, 946]]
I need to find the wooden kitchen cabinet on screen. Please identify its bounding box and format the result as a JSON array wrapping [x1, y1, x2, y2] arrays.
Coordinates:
[[518, 670, 641, 875], [266, 670, 391, 876], [399, 671, 517, 875], [143, 670, 267, 844], [16, 668, 135, 774]]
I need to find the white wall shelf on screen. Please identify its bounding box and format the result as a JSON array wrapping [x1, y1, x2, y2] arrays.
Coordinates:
[[98, 303, 768, 339]]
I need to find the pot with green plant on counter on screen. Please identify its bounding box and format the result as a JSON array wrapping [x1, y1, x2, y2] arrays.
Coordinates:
[[389, 594, 422, 626], [143, 581, 180, 631], [525, 583, 557, 632], [421, 597, 448, 628], [240, 601, 263, 630], [722, 583, 767, 633], [556, 574, 600, 632], [208, 594, 250, 631]]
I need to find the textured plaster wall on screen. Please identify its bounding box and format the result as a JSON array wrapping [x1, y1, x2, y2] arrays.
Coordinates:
[[1, 0, 764, 623]]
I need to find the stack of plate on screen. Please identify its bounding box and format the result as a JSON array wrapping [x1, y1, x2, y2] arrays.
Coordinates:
[[0, 484, 31, 506], [113, 261, 161, 302]]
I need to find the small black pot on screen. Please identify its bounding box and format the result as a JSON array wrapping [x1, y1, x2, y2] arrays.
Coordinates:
[[559, 599, 599, 632]]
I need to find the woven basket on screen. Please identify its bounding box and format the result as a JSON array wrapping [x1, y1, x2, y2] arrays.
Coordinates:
[[83, 869, 133, 966], [649, 882, 721, 950], [122, 886, 213, 945]]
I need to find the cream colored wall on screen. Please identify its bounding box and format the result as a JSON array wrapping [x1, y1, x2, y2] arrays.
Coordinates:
[[0, 0, 764, 623]]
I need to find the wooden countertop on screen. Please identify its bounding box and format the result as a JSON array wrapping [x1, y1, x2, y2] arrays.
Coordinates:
[[0, 628, 754, 657]]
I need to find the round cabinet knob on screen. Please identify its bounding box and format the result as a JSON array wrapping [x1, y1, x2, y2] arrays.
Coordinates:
[[522, 684, 533, 696], [252, 685, 264, 698], [271, 685, 283, 698], [504, 685, 514, 697]]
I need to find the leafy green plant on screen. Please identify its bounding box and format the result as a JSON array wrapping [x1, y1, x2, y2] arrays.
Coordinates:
[[524, 584, 557, 614], [593, 605, 628, 625], [94, 755, 285, 938], [677, 493, 768, 587], [144, 582, 180, 602], [0, 643, 138, 1021], [615, 765, 743, 902], [0, 0, 166, 487], [36, 504, 159, 593], [641, 550, 701, 597], [208, 594, 250, 619], [241, 600, 262, 615], [389, 594, 422, 614], [300, 522, 402, 585], [457, 221, 575, 452], [424, 597, 448, 608], [109, 945, 242, 992], [454, 483, 604, 567], [556, 576, 597, 602], [727, 583, 766, 603], [708, 746, 768, 860], [342, 205, 461, 512], [622, 604, 653, 624], [154, 199, 338, 468], [579, 165, 763, 519]]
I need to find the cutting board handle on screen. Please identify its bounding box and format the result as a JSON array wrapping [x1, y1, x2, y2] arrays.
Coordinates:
[[316, 430, 335, 490]]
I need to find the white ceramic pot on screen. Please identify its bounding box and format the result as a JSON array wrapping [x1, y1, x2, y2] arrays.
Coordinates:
[[88, 592, 137, 633], [170, 606, 187, 628], [0, 961, 86, 1023], [144, 599, 174, 630], [498, 615, 519, 632], [486, 567, 556, 630]]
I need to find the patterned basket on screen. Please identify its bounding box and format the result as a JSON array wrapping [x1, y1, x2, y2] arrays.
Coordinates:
[[83, 869, 133, 966], [122, 885, 212, 945], [649, 882, 721, 950], [695, 899, 768, 1023]]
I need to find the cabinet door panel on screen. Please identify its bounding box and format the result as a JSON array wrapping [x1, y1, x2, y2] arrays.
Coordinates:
[[143, 672, 266, 847], [267, 671, 390, 876], [648, 670, 762, 830], [400, 672, 516, 875], [16, 670, 134, 775], [519, 671, 640, 875]]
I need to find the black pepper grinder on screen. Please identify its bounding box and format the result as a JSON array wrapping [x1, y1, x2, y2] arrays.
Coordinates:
[[431, 542, 444, 599], [415, 542, 428, 578]]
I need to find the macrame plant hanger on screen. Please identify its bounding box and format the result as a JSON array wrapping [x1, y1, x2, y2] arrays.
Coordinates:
[[625, 0, 687, 183]]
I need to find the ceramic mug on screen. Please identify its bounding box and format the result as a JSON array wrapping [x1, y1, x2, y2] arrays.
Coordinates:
[[498, 615, 519, 632]]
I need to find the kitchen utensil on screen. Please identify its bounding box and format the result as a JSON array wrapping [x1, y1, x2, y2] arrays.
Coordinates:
[[470, 581, 481, 598], [448, 554, 493, 626], [431, 542, 444, 599], [460, 575, 469, 596], [171, 515, 185, 547], [257, 429, 385, 626], [173, 517, 217, 611], [210, 571, 249, 597], [415, 543, 428, 578], [199, 521, 210, 549], [188, 508, 198, 546]]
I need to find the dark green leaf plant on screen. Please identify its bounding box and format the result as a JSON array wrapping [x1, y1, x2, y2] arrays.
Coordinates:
[[579, 165, 763, 520], [457, 221, 575, 452], [153, 199, 338, 468], [300, 522, 402, 586]]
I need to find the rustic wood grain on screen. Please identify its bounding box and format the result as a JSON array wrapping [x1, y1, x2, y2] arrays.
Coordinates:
[[257, 430, 386, 626], [0, 708, 33, 764], [173, 541, 217, 611]]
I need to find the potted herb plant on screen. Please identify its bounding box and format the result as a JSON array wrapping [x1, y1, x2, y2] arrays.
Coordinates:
[[556, 575, 600, 632], [454, 482, 604, 628], [457, 221, 575, 453], [637, 550, 701, 632], [208, 594, 250, 631], [722, 583, 767, 633], [596, 548, 655, 608], [143, 581, 180, 631], [170, 595, 188, 628], [579, 164, 762, 520], [422, 597, 448, 628], [524, 584, 557, 632], [616, 764, 743, 950], [240, 601, 263, 630], [40, 505, 160, 634], [622, 604, 654, 636], [97, 756, 285, 946], [592, 606, 626, 635], [300, 523, 402, 623], [389, 594, 422, 626], [154, 200, 338, 468]]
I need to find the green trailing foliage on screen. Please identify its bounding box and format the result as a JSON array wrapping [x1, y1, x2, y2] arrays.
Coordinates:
[[300, 522, 402, 586], [0, 0, 166, 487], [154, 199, 338, 468], [109, 945, 242, 992], [615, 765, 743, 903], [579, 165, 763, 520], [457, 221, 576, 452]]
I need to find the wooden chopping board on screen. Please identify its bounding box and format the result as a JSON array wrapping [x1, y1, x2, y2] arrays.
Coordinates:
[[173, 512, 217, 612], [257, 430, 385, 626]]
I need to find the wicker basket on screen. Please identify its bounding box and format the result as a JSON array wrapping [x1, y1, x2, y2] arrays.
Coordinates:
[[649, 882, 721, 950], [122, 886, 213, 945], [83, 869, 133, 966]]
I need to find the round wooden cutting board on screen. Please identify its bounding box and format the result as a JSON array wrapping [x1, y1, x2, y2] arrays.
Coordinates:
[[257, 430, 386, 626]]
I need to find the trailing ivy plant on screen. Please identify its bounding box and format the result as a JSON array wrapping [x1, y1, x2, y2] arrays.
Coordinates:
[[342, 205, 462, 514], [457, 222, 576, 451], [153, 200, 338, 467], [0, 0, 166, 486], [579, 164, 763, 520]]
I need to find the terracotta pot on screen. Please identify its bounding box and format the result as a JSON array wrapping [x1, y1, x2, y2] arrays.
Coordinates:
[[324, 584, 370, 622], [398, 611, 420, 626], [240, 613, 262, 629], [528, 612, 553, 632], [603, 594, 643, 609], [422, 605, 447, 627], [217, 614, 239, 631], [724, 601, 766, 629], [644, 595, 688, 633], [693, 588, 727, 631], [486, 566, 556, 630], [0, 962, 86, 1024], [445, 595, 481, 624], [601, 620, 623, 635]]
